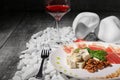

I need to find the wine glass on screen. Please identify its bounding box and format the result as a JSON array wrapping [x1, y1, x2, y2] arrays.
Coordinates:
[[45, 0, 71, 44]]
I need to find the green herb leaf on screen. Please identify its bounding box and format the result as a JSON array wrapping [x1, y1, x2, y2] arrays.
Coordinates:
[[73, 48, 80, 53], [86, 48, 107, 61], [93, 50, 107, 61]]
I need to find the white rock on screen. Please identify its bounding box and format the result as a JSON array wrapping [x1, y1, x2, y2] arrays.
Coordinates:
[[12, 76, 21, 80], [19, 54, 30, 59], [44, 75, 51, 80], [21, 48, 37, 55], [44, 67, 55, 74], [50, 70, 57, 77], [51, 74, 58, 80], [28, 77, 40, 80], [96, 16, 120, 43], [21, 65, 30, 73], [29, 38, 37, 45], [21, 64, 39, 80], [22, 58, 30, 65], [26, 42, 30, 48], [47, 61, 54, 67], [31, 31, 43, 39], [45, 62, 55, 73], [17, 60, 25, 69], [29, 56, 38, 65], [14, 71, 23, 77]]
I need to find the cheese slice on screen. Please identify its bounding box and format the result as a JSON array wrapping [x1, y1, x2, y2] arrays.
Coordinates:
[[80, 49, 91, 61]]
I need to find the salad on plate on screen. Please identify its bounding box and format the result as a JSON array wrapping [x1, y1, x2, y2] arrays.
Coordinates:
[[50, 41, 120, 79]]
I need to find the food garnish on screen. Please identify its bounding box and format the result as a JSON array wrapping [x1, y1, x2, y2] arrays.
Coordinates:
[[63, 45, 74, 54], [65, 43, 115, 73], [73, 48, 80, 53], [86, 48, 107, 61]]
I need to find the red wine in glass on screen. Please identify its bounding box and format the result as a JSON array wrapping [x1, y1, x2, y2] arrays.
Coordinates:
[[45, 0, 70, 44], [46, 5, 70, 21]]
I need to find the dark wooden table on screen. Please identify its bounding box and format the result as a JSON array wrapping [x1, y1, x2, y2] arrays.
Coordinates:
[[0, 11, 120, 80]]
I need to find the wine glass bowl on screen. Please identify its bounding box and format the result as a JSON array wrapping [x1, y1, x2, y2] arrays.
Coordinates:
[[45, 0, 70, 44], [46, 5, 70, 21]]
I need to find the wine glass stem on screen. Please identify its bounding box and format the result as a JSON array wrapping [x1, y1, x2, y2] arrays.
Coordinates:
[[55, 20, 61, 43]]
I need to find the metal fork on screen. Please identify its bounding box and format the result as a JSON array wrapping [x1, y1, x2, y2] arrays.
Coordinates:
[[36, 44, 50, 78]]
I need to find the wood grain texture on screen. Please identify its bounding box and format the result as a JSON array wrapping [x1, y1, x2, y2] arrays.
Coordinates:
[[0, 13, 25, 49], [0, 13, 35, 80], [0, 13, 25, 80]]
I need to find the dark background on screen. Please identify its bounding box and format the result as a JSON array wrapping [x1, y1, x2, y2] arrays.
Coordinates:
[[1, 0, 120, 80], [1, 0, 120, 12]]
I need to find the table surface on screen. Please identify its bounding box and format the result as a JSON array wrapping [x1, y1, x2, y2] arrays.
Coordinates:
[[0, 11, 120, 80]]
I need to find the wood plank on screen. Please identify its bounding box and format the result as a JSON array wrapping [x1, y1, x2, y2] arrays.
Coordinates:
[[0, 13, 25, 49]]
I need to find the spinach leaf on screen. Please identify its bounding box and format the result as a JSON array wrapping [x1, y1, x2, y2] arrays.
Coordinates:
[[86, 48, 107, 61]]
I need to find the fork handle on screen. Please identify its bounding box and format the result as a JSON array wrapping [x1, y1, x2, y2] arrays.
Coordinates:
[[36, 58, 45, 78]]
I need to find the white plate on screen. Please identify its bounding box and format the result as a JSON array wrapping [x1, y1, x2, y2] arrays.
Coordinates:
[[49, 42, 120, 80]]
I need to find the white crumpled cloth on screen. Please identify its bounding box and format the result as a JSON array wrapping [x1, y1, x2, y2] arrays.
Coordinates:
[[12, 27, 78, 80], [95, 16, 120, 43]]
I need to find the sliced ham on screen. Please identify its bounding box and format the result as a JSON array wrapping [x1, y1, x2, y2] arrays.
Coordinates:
[[88, 44, 106, 51], [63, 45, 74, 54], [106, 46, 114, 53], [106, 55, 116, 64], [105, 45, 120, 64], [106, 52, 120, 64], [116, 53, 120, 58], [77, 43, 87, 49], [106, 45, 120, 58]]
